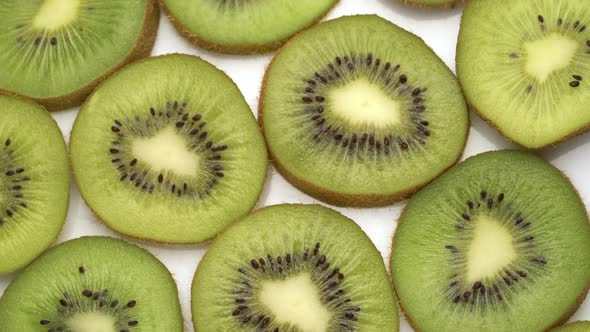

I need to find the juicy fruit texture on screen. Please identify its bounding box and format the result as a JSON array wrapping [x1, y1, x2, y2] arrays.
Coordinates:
[[554, 321, 590, 332], [160, 0, 337, 54], [0, 95, 69, 274], [457, 0, 590, 148], [192, 204, 399, 331], [0, 237, 183, 331], [70, 54, 267, 243], [261, 15, 469, 207], [0, 0, 159, 110], [391, 150, 590, 332]]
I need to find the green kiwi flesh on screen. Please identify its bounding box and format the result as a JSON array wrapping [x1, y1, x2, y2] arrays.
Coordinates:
[[192, 204, 399, 331], [0, 236, 183, 331], [391, 150, 590, 332], [553, 321, 590, 332], [160, 0, 338, 54], [70, 54, 268, 243], [260, 15, 469, 207], [0, 0, 159, 111], [0, 95, 69, 274], [457, 0, 590, 148]]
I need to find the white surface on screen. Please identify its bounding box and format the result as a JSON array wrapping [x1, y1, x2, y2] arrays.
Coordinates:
[[2, 1, 590, 331]]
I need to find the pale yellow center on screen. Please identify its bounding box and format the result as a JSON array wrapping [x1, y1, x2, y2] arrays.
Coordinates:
[[525, 33, 578, 82], [67, 312, 116, 332], [328, 78, 402, 128], [259, 273, 331, 332], [131, 126, 199, 177], [33, 0, 80, 31], [466, 216, 516, 283]]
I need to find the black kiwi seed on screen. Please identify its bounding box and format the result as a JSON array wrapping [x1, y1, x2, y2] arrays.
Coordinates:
[[537, 15, 544, 23]]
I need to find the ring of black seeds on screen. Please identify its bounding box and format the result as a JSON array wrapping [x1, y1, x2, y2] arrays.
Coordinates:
[[109, 100, 228, 200], [444, 191, 548, 308], [37, 266, 140, 332], [231, 243, 360, 331], [294, 53, 430, 158], [507, 13, 587, 94]]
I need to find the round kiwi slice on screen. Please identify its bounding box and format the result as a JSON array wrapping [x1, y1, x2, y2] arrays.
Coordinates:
[[0, 0, 159, 111], [159, 0, 338, 54], [70, 53, 268, 244], [554, 321, 590, 332], [0, 95, 69, 274], [457, 0, 590, 148], [0, 236, 183, 331], [390, 150, 590, 331], [192, 204, 399, 331], [260, 15, 469, 207]]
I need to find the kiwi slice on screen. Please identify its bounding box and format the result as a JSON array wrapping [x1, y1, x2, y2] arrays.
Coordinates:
[[0, 0, 159, 111], [70, 53, 268, 243], [457, 0, 590, 148], [554, 321, 590, 332], [0, 236, 183, 331], [192, 204, 399, 331], [390, 150, 590, 331], [260, 15, 469, 207], [0, 95, 69, 274], [160, 0, 338, 54]]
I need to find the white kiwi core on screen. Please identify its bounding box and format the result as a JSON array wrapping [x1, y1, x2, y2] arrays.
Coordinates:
[[525, 33, 578, 82], [33, 0, 81, 31], [466, 215, 516, 283], [328, 78, 402, 128], [66, 312, 117, 332], [259, 273, 332, 332], [131, 126, 200, 177]]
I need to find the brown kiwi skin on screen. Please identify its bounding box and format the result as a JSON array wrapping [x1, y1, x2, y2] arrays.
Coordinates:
[[455, 4, 590, 150], [0, 0, 160, 112], [400, 0, 460, 8], [69, 53, 268, 245], [159, 0, 339, 55], [258, 17, 469, 208], [0, 94, 71, 274], [388, 153, 590, 332]]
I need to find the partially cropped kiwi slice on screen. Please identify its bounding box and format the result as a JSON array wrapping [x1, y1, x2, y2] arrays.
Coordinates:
[[554, 322, 590, 332], [0, 236, 183, 331], [160, 0, 338, 54], [0, 95, 69, 274], [260, 15, 469, 207], [391, 150, 590, 331], [0, 0, 159, 111], [457, 0, 590, 148], [70, 54, 267, 243], [192, 204, 399, 331]]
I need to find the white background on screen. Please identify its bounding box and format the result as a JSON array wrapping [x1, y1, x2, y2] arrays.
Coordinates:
[[1, 1, 589, 331]]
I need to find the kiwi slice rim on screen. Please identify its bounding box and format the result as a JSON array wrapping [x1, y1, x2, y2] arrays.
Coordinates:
[[0, 94, 70, 274], [191, 203, 399, 331], [0, 0, 160, 111], [159, 0, 339, 55], [259, 15, 469, 207], [389, 150, 590, 332]]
